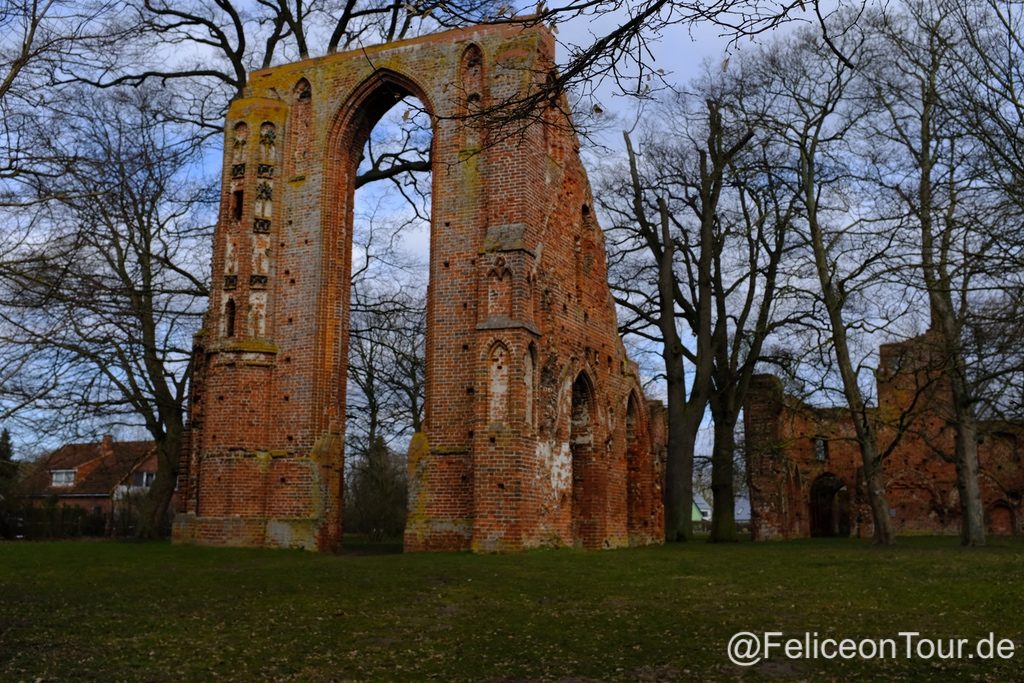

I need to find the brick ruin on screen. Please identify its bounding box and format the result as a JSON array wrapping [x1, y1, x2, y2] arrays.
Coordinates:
[[172, 22, 665, 552], [745, 333, 1024, 539]]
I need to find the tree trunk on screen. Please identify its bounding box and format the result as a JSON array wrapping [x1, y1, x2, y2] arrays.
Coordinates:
[[915, 64, 985, 547], [663, 338, 694, 541], [923, 268, 986, 547], [861, 443, 896, 545], [803, 149, 896, 546], [699, 101, 758, 544], [137, 428, 183, 538], [708, 395, 737, 542], [952, 377, 986, 546], [818, 275, 896, 546], [621, 134, 708, 544]]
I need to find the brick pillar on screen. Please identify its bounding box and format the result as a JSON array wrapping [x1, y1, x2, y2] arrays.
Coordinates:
[[744, 374, 786, 540]]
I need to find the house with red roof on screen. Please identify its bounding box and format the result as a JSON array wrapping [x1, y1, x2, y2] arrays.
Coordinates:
[[20, 435, 163, 535]]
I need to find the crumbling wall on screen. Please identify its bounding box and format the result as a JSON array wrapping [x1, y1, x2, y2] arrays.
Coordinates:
[[745, 335, 1024, 540]]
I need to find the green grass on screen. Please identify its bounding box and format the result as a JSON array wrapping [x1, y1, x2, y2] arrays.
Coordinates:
[[1, 537, 1022, 681]]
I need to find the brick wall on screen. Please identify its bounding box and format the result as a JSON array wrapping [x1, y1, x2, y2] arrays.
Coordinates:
[[745, 334, 1024, 540]]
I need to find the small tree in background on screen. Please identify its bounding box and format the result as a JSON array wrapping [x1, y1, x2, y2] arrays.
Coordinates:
[[0, 427, 16, 538], [344, 436, 408, 541], [0, 428, 11, 463]]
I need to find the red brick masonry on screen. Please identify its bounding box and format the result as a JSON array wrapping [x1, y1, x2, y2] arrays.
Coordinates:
[[745, 334, 1023, 539]]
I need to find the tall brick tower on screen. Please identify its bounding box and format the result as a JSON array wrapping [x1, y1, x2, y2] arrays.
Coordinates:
[[173, 22, 664, 552]]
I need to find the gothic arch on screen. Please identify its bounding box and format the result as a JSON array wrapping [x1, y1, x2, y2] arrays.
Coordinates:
[[287, 79, 314, 175], [524, 342, 537, 430], [459, 43, 485, 147], [625, 389, 651, 539], [326, 68, 436, 167], [313, 68, 437, 434], [459, 43, 484, 103], [986, 501, 1016, 535], [223, 298, 236, 338], [571, 371, 598, 547], [486, 340, 511, 424], [809, 473, 851, 537], [625, 389, 646, 444]]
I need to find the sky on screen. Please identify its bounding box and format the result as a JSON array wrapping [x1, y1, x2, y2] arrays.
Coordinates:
[[549, 4, 822, 131], [347, 8, 776, 455], [5, 3, 823, 457], [352, 7, 820, 399]]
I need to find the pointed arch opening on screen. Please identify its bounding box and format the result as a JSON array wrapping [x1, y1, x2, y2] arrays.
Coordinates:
[[328, 70, 435, 547], [231, 122, 248, 166], [987, 502, 1016, 536], [223, 298, 236, 338], [810, 473, 850, 538], [570, 371, 597, 547], [524, 343, 537, 430], [487, 341, 510, 424], [459, 44, 485, 148], [625, 391, 647, 538], [288, 79, 314, 175]]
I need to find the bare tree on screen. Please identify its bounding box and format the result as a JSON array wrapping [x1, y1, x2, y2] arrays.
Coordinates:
[[1, 2, 116, 194], [347, 284, 426, 457], [601, 129, 713, 543], [468, 0, 868, 136], [845, 0, 1024, 545], [344, 285, 424, 540], [740, 20, 905, 544], [702, 97, 800, 543], [600, 80, 802, 542], [57, 0, 500, 132], [862, 1, 991, 545], [0, 86, 211, 536], [951, 0, 1024, 209], [948, 0, 1024, 415]]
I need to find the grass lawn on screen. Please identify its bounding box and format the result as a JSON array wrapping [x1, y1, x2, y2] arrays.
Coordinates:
[[1, 537, 1022, 681]]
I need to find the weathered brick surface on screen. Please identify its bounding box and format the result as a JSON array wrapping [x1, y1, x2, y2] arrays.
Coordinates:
[[745, 333, 1024, 539], [173, 22, 664, 552]]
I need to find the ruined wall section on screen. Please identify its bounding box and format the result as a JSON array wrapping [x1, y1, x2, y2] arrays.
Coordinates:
[[744, 375, 788, 540], [744, 375, 865, 539], [745, 334, 1024, 539], [175, 96, 329, 549], [874, 335, 1024, 535], [174, 22, 663, 552], [501, 97, 663, 549]]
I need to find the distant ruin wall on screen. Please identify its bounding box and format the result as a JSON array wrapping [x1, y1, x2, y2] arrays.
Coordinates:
[[745, 335, 1024, 540]]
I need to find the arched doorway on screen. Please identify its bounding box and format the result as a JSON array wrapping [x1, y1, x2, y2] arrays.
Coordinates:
[[987, 503, 1016, 536], [323, 70, 436, 548], [810, 473, 850, 538]]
